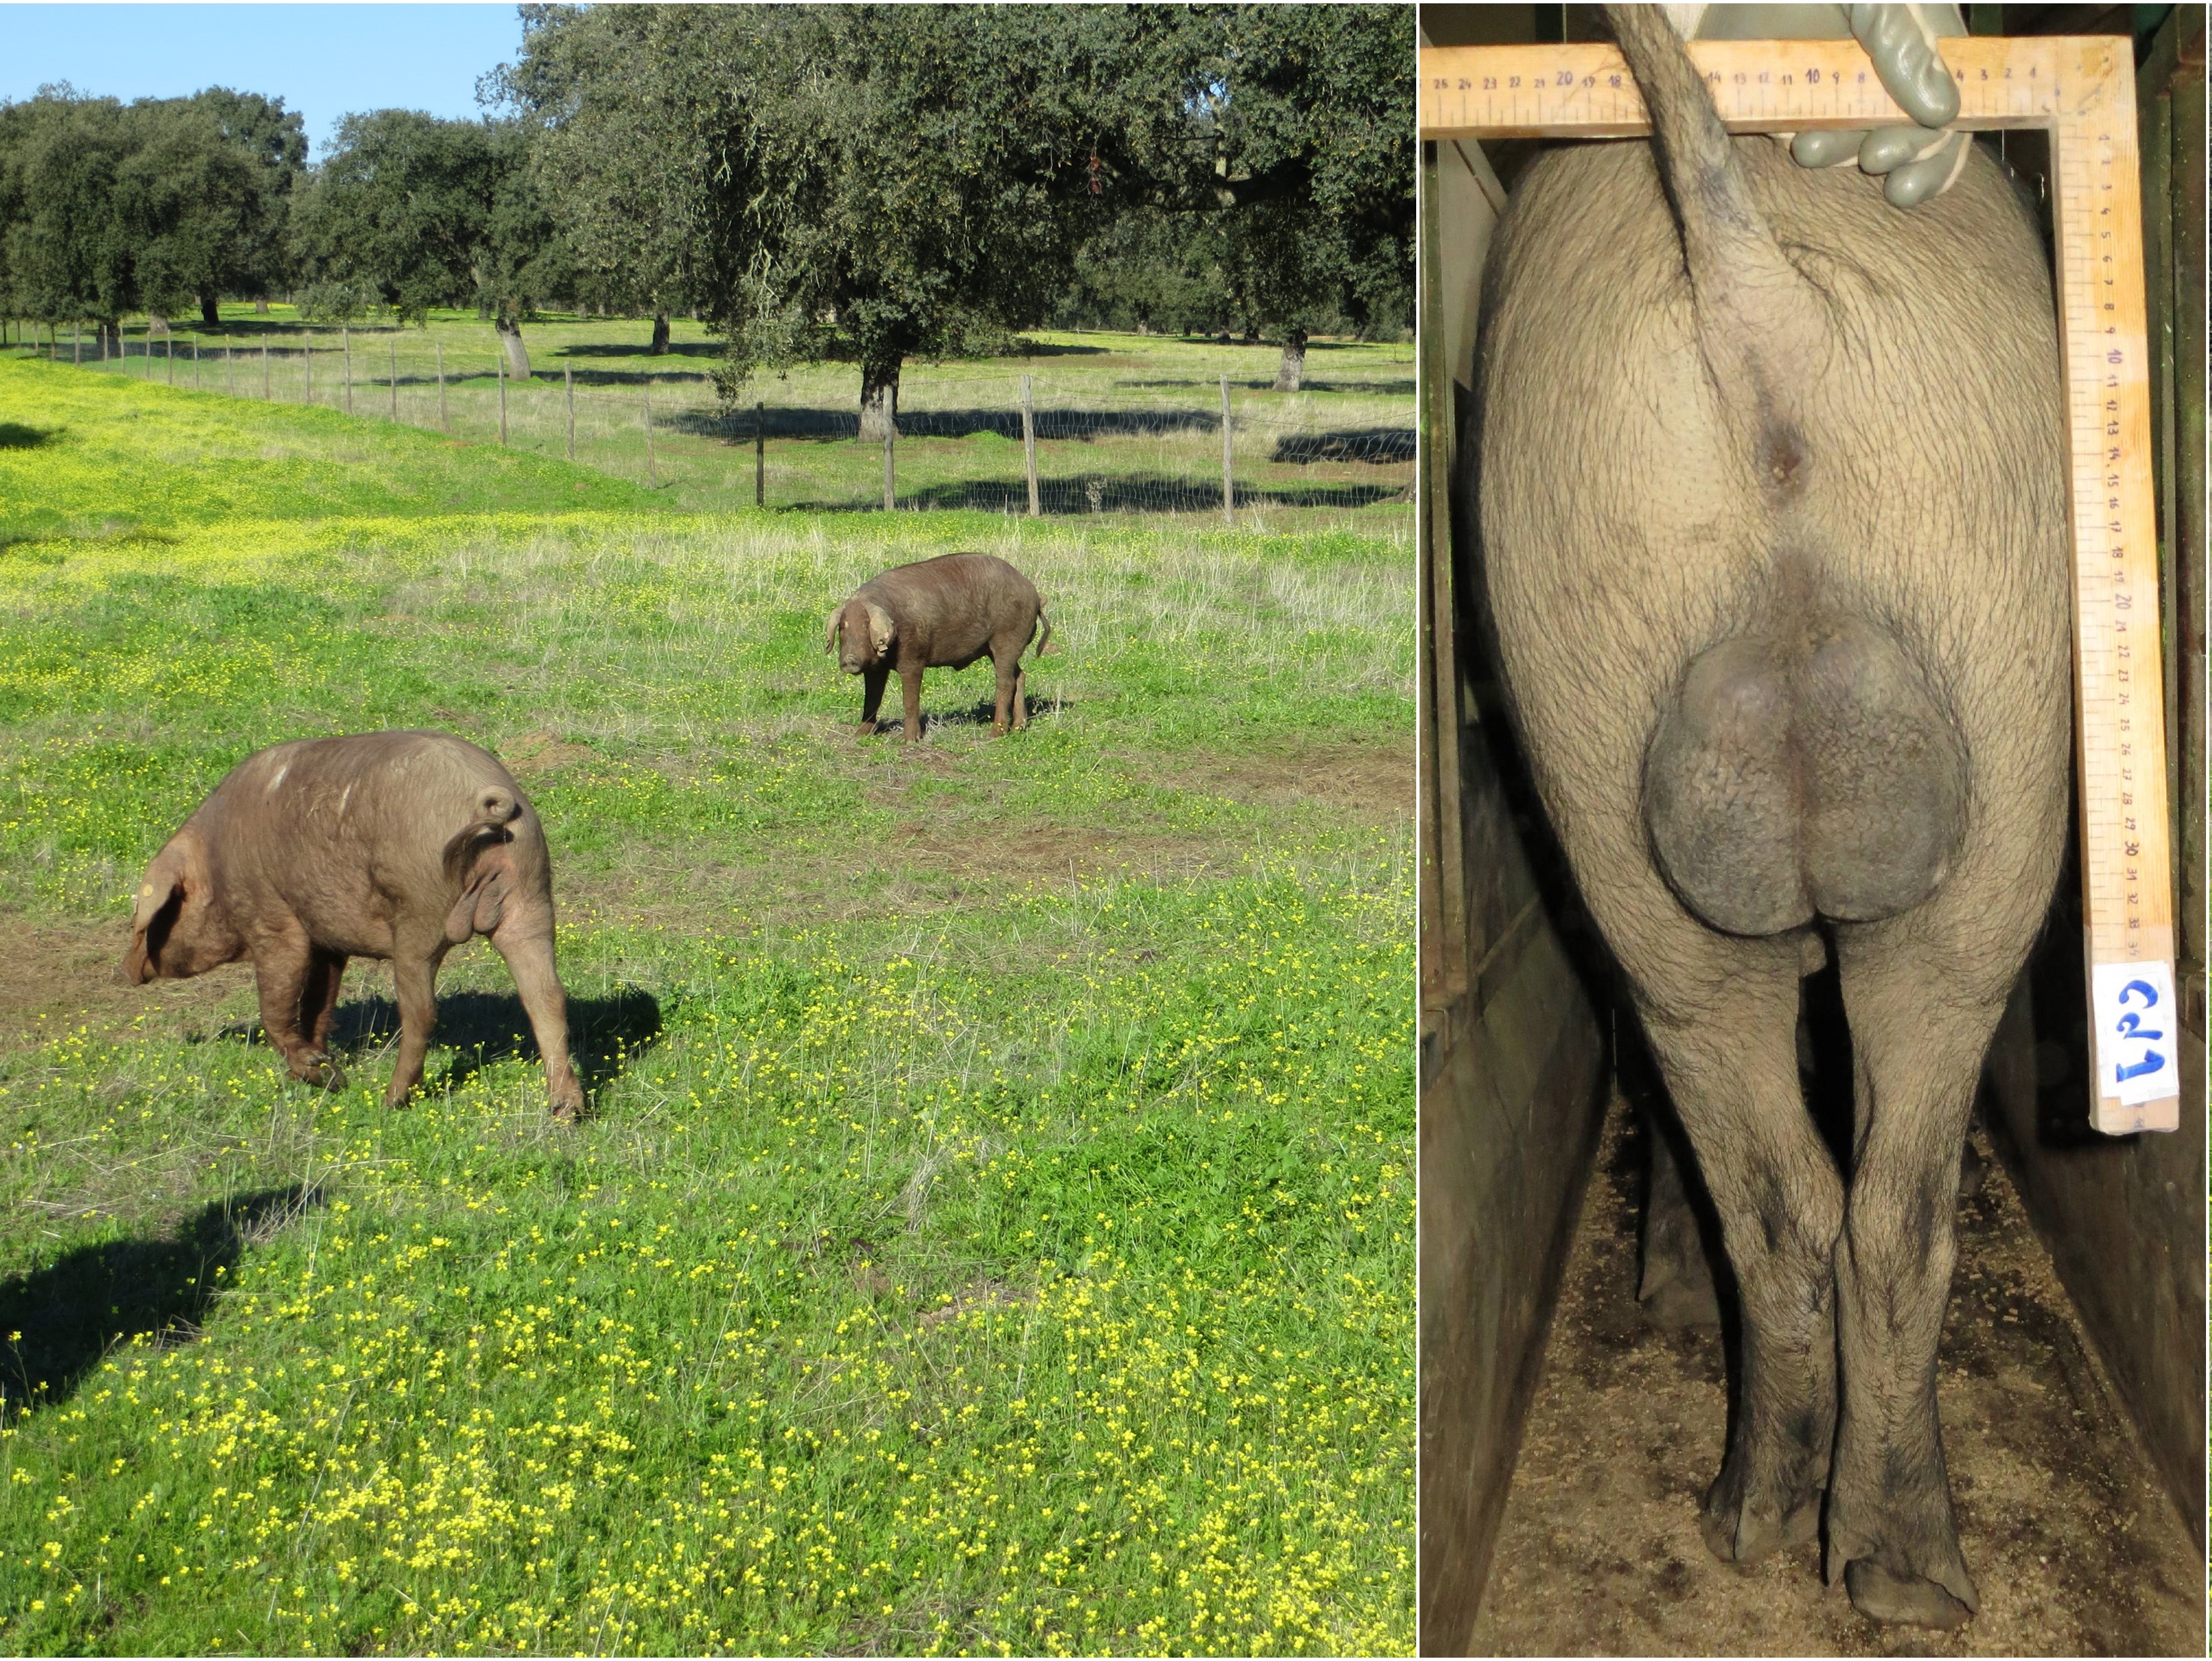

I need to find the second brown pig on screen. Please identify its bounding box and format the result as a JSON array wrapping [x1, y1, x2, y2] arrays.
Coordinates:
[[826, 552, 1055, 741]]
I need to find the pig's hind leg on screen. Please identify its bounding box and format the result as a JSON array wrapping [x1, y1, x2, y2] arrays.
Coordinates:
[[991, 646, 1024, 735], [384, 947, 445, 1108], [490, 915, 586, 1121]]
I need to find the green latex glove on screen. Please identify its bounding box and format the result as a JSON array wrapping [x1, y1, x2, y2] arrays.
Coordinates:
[[1782, 3, 1971, 207]]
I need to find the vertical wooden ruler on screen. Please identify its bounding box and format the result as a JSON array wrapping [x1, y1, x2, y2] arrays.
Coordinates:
[[1422, 36, 2180, 1133]]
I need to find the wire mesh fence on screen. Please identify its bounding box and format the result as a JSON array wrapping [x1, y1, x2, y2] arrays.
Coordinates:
[[15, 320, 1415, 528]]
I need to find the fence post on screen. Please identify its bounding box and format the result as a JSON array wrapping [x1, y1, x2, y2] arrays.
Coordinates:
[[498, 352, 508, 445], [388, 338, 398, 421], [756, 402, 766, 508], [73, 323, 80, 366], [643, 381, 656, 486], [1021, 374, 1040, 516], [436, 342, 447, 430], [883, 431, 895, 512], [566, 365, 575, 461], [225, 345, 233, 395], [343, 324, 353, 414], [191, 338, 199, 387], [304, 340, 312, 404], [1219, 374, 1234, 528], [260, 338, 269, 398]]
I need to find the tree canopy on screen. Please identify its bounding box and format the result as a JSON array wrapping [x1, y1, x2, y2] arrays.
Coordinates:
[[290, 109, 558, 374], [0, 85, 305, 335], [0, 6, 1410, 403]]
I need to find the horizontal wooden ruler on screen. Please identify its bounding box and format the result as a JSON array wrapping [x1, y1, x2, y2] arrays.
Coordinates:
[[1422, 36, 2179, 1133]]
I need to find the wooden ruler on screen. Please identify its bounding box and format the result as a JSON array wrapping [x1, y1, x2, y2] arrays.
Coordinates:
[[1423, 36, 2179, 1134]]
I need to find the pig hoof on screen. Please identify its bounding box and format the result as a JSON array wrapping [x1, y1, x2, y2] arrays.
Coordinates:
[[1698, 1493, 1820, 1567], [294, 1059, 348, 1091], [1844, 1560, 1975, 1630]]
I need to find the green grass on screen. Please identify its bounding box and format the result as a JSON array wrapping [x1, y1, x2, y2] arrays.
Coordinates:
[[19, 308, 1415, 533], [0, 351, 1414, 1653]]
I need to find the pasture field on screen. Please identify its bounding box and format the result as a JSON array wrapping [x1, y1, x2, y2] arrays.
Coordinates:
[[0, 354, 1415, 1655], [30, 308, 1416, 533]]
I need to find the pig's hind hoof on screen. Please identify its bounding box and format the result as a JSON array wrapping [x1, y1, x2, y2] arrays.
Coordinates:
[[1843, 1560, 1975, 1630], [298, 1060, 348, 1092]]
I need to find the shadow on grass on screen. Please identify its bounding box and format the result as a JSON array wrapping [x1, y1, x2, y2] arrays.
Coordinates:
[[1271, 427, 1416, 465], [668, 405, 1231, 443], [1117, 377, 1418, 396], [0, 1185, 321, 1422], [556, 341, 723, 362], [0, 422, 57, 449], [858, 690, 1075, 737], [319, 984, 665, 1098], [802, 474, 1408, 516]]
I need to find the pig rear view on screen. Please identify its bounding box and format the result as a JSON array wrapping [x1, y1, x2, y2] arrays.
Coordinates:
[[1474, 7, 2069, 1630], [826, 552, 1054, 741], [121, 730, 586, 1119]]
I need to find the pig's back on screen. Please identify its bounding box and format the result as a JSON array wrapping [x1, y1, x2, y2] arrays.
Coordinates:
[[203, 732, 538, 955]]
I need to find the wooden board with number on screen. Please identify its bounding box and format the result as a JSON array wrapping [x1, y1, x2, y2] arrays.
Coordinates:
[[1421, 36, 2180, 1133]]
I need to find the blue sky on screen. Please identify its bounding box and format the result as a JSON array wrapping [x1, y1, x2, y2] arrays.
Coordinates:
[[1, 4, 530, 154]]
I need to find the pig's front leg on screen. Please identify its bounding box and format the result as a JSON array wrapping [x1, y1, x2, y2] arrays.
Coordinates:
[[252, 921, 345, 1089], [858, 664, 889, 736]]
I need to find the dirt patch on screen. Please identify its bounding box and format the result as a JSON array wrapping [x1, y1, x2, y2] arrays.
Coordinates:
[[498, 728, 595, 776], [1153, 738, 1414, 819], [1467, 1105, 2203, 1658], [0, 911, 253, 1052]]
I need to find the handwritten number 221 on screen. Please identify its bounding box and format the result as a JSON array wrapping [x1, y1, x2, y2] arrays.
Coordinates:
[[2114, 979, 2167, 1083]]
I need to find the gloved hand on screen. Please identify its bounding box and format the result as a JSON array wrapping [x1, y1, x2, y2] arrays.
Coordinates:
[[1786, 5, 1970, 207]]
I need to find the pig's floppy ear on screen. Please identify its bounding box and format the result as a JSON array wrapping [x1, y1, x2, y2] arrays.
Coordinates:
[[121, 845, 188, 984], [863, 601, 895, 654], [824, 609, 844, 655]]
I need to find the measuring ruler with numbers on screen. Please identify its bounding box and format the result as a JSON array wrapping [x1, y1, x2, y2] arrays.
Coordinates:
[[1422, 35, 2179, 1134]]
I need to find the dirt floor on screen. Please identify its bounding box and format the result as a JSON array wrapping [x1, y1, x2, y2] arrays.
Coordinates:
[[1468, 1106, 2205, 1658]]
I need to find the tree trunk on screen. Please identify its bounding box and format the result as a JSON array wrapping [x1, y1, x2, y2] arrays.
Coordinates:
[[1273, 328, 1309, 393], [649, 312, 670, 356], [496, 315, 531, 382], [858, 354, 902, 444], [147, 313, 171, 338], [254, 298, 269, 316], [199, 294, 221, 328]]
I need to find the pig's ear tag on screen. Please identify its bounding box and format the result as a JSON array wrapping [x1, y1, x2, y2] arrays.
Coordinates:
[[2089, 960, 2181, 1133]]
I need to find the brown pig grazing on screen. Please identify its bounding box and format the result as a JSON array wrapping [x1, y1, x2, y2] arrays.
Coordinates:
[[826, 552, 1055, 742], [119, 731, 586, 1119]]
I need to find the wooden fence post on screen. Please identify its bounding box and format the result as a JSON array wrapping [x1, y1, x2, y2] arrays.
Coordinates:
[[304, 340, 312, 403], [260, 338, 269, 399], [883, 431, 895, 512], [1219, 374, 1234, 527], [1022, 374, 1039, 516], [566, 365, 576, 460], [436, 342, 447, 430], [191, 338, 198, 386], [72, 323, 79, 365], [342, 323, 353, 414], [498, 352, 508, 445], [225, 345, 233, 395], [388, 338, 398, 420], [165, 337, 174, 385], [756, 402, 766, 508], [643, 381, 656, 485]]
